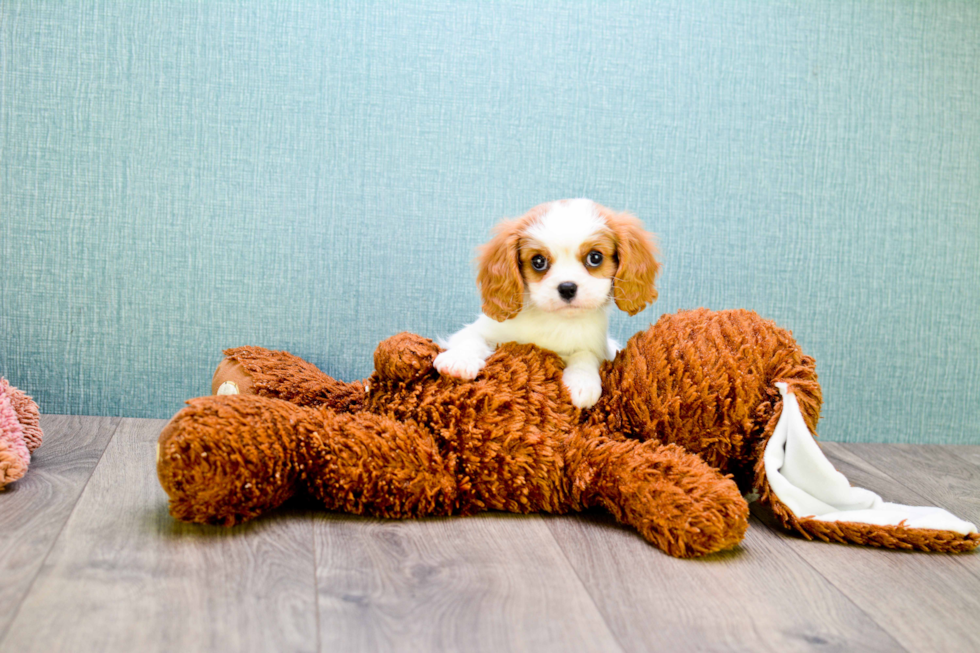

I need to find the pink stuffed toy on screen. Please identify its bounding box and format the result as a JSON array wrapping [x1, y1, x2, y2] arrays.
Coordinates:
[[0, 377, 43, 489]]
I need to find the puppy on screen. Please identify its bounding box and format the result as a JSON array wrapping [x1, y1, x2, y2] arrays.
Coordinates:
[[434, 198, 659, 408]]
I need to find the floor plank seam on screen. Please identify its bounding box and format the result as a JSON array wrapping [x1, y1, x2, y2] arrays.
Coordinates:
[[543, 518, 630, 653], [0, 416, 124, 648]]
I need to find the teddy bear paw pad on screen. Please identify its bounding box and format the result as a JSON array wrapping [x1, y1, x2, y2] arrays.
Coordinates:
[[216, 381, 240, 395]]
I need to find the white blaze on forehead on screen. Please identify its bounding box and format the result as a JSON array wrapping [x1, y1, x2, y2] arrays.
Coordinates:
[[521, 198, 615, 312], [524, 199, 607, 254]]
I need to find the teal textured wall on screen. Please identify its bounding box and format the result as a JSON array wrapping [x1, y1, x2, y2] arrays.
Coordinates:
[[2, 1, 978, 443]]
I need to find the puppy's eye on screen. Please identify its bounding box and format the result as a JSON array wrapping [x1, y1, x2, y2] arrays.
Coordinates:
[[530, 255, 549, 272], [585, 250, 603, 268]]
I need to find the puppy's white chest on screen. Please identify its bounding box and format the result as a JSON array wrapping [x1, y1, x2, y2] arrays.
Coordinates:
[[491, 308, 610, 360]]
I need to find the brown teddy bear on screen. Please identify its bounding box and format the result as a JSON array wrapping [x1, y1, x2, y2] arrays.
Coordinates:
[[156, 308, 979, 557]]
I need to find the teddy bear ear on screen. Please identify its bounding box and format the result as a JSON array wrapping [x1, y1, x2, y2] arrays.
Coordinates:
[[476, 218, 525, 321], [603, 208, 660, 316]]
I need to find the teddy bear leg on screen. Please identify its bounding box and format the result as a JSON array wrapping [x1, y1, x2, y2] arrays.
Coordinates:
[[300, 411, 458, 518], [568, 436, 749, 557], [211, 357, 255, 396], [158, 395, 307, 525], [214, 347, 365, 410]]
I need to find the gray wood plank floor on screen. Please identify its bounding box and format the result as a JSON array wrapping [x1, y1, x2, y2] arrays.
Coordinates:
[[0, 416, 978, 653]]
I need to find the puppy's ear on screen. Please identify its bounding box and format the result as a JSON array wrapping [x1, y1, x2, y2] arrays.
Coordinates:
[[605, 209, 660, 316], [477, 219, 524, 321]]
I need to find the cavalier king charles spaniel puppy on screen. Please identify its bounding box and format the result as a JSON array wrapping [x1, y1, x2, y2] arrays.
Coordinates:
[[434, 198, 660, 408]]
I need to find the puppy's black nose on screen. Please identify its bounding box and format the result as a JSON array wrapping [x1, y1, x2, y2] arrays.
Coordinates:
[[558, 282, 577, 301]]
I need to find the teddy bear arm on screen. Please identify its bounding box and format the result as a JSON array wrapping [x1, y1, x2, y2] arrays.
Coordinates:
[[372, 333, 442, 382]]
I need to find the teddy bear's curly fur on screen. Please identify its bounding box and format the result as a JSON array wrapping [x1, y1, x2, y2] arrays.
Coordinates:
[[156, 308, 979, 557]]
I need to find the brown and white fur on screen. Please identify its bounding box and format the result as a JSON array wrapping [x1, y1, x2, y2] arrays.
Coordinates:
[[434, 199, 659, 408]]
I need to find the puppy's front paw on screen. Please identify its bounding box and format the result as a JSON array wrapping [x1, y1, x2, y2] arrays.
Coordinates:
[[563, 368, 602, 409], [434, 349, 485, 381]]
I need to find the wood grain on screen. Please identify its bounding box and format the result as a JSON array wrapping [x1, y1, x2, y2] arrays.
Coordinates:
[[749, 442, 980, 652], [0, 415, 119, 640], [546, 510, 902, 652], [315, 512, 621, 653], [945, 445, 980, 469], [0, 418, 318, 653]]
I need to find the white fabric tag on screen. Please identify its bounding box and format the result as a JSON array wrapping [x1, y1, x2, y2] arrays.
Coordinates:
[[763, 383, 977, 535]]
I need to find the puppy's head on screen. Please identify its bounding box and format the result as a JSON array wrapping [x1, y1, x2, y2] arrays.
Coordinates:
[[477, 199, 660, 321]]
